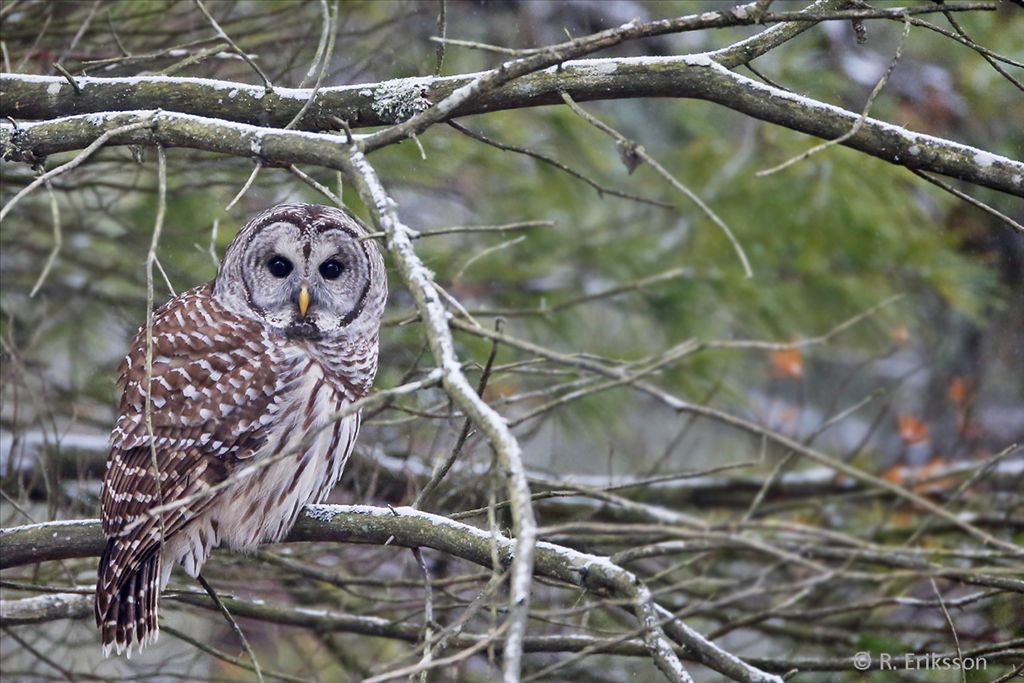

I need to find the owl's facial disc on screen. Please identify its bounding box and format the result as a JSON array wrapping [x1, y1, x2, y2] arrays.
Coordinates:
[[234, 220, 373, 337]]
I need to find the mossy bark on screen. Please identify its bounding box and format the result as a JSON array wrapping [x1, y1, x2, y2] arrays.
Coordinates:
[[4, 65, 1021, 196]]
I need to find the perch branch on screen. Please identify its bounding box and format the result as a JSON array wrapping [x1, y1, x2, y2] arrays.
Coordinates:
[[0, 505, 780, 683]]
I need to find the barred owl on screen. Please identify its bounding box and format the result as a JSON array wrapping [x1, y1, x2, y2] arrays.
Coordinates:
[[95, 203, 387, 655]]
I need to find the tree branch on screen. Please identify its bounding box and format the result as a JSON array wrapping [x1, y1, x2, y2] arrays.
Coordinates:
[[7, 589, 1020, 676], [335, 148, 541, 683], [0, 505, 782, 683], [2, 102, 1015, 209], [0, 0, 1013, 198]]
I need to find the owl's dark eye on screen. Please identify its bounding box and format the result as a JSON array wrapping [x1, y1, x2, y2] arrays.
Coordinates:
[[319, 259, 344, 280], [267, 256, 293, 278]]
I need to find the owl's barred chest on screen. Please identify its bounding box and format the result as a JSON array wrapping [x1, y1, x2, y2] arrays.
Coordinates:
[[224, 345, 365, 542], [277, 338, 376, 408], [266, 346, 355, 459], [173, 345, 368, 574]]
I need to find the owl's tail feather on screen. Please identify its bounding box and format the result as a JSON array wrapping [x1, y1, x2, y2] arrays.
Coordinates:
[[96, 542, 162, 657]]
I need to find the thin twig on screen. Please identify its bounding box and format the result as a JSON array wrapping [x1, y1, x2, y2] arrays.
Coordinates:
[[2, 627, 76, 681], [0, 118, 156, 223], [285, 0, 336, 129], [51, 62, 81, 94], [705, 294, 903, 351], [288, 164, 343, 206], [13, 11, 50, 73], [448, 121, 674, 209], [434, 0, 447, 75], [155, 41, 231, 77], [453, 236, 525, 283], [143, 145, 169, 551], [909, 14, 1024, 87], [225, 162, 262, 211], [414, 321, 501, 509], [163, 624, 303, 683], [757, 15, 912, 176], [153, 255, 175, 297], [297, 0, 331, 89], [197, 574, 264, 683], [193, 0, 273, 91], [411, 547, 435, 683], [429, 35, 524, 56], [910, 169, 1024, 235], [208, 218, 220, 268], [55, 0, 100, 66], [904, 444, 1021, 546], [930, 578, 966, 683], [28, 181, 61, 298], [361, 219, 555, 241], [560, 91, 753, 278], [362, 620, 510, 683], [105, 9, 130, 58]]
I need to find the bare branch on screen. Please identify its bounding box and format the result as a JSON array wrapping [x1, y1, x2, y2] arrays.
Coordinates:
[[1, 505, 780, 682], [337, 147, 540, 683], [4, 65, 1020, 195]]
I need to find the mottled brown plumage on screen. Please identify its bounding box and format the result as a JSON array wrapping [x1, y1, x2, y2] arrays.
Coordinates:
[[96, 204, 386, 655]]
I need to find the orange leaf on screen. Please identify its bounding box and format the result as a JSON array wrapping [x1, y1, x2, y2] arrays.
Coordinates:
[[883, 465, 906, 484], [918, 457, 947, 478], [948, 377, 968, 405], [891, 325, 910, 345], [769, 348, 803, 378], [912, 457, 956, 493], [897, 414, 930, 446]]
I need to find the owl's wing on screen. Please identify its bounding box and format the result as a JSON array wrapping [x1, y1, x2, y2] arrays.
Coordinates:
[[100, 283, 286, 576]]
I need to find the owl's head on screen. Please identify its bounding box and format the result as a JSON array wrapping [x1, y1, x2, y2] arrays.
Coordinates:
[[214, 204, 387, 340]]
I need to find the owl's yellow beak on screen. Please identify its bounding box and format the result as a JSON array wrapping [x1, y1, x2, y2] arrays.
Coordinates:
[[298, 285, 310, 317]]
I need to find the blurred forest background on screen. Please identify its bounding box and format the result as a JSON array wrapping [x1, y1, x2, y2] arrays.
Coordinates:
[[1, 1, 1022, 682]]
